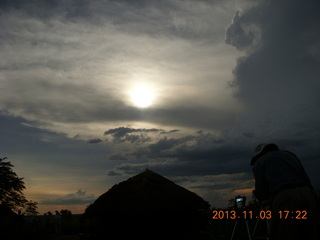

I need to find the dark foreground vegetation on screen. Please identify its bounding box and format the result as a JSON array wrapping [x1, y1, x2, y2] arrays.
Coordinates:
[[0, 208, 271, 240]]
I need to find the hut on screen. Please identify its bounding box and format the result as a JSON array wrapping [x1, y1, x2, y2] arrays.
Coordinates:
[[85, 169, 210, 239]]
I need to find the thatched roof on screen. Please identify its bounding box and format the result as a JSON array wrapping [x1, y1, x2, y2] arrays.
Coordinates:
[[85, 170, 211, 239], [86, 169, 209, 216]]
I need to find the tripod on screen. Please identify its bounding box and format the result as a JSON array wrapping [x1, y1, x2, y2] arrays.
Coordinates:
[[230, 200, 270, 240], [230, 196, 252, 240], [252, 202, 270, 240], [230, 216, 252, 240]]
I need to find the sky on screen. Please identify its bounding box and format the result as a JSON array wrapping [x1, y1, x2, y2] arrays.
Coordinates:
[[0, 0, 319, 214]]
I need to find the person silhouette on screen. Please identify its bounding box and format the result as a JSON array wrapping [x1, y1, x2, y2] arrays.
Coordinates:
[[251, 143, 318, 240]]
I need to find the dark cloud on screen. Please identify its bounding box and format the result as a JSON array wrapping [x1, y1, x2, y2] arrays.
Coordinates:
[[224, 1, 320, 184], [182, 173, 253, 191], [106, 170, 122, 176], [146, 107, 237, 131], [108, 153, 128, 161], [140, 132, 229, 162], [107, 162, 150, 176], [160, 129, 180, 134], [0, 0, 173, 35], [104, 127, 163, 144], [87, 138, 102, 144], [222, 0, 320, 189], [106, 125, 320, 190], [148, 136, 194, 154], [242, 132, 255, 139], [225, 10, 261, 51], [107, 131, 252, 177], [226, 0, 320, 119], [104, 127, 163, 138]]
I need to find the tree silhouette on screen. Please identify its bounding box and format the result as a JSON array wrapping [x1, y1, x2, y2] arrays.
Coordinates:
[[24, 200, 39, 216], [0, 157, 27, 211]]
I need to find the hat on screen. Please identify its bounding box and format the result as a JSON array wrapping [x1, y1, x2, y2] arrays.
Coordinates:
[[250, 143, 279, 166]]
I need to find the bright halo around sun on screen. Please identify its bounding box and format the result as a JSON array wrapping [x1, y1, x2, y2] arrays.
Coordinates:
[[130, 85, 155, 108]]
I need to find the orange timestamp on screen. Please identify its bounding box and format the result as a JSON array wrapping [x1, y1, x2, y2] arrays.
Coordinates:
[[212, 210, 308, 220]]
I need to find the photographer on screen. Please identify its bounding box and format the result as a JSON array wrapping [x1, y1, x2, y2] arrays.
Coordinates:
[[251, 143, 318, 240]]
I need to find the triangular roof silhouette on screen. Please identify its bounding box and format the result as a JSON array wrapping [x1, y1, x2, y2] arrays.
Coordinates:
[[86, 169, 209, 216]]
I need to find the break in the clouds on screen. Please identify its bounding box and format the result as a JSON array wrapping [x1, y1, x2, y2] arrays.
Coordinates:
[[40, 190, 96, 205]]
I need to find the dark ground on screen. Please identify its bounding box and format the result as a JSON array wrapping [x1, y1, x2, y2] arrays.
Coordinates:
[[1, 212, 271, 240]]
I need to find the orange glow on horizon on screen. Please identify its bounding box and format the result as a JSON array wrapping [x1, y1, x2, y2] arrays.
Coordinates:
[[233, 188, 254, 197]]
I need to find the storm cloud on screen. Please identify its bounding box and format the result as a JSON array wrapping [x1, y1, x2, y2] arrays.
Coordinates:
[[226, 0, 320, 139]]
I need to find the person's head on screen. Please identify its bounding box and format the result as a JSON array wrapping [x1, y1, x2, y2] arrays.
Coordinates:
[[250, 143, 279, 166]]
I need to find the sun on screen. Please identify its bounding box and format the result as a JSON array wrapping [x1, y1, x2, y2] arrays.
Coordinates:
[[130, 86, 154, 108]]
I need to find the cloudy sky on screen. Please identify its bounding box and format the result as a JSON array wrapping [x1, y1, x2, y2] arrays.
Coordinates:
[[1, 0, 319, 214]]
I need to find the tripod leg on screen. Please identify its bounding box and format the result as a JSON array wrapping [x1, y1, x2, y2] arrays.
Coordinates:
[[253, 217, 259, 237], [245, 220, 252, 240], [230, 221, 238, 240]]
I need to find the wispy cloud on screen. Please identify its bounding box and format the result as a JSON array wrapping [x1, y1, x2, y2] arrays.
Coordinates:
[[0, 0, 238, 138], [40, 190, 96, 205]]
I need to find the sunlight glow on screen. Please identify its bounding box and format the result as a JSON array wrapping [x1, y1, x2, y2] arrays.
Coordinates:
[[130, 86, 155, 108]]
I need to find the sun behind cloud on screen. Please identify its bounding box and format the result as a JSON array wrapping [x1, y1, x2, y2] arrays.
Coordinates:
[[130, 85, 155, 108]]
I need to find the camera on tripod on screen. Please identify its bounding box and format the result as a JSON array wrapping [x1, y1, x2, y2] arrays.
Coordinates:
[[231, 195, 270, 240], [235, 195, 246, 209]]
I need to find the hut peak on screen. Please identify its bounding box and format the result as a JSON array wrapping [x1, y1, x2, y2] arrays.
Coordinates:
[[86, 169, 209, 217]]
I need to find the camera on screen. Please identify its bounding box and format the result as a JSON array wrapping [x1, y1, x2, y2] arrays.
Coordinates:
[[235, 196, 245, 203], [234, 195, 246, 208]]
